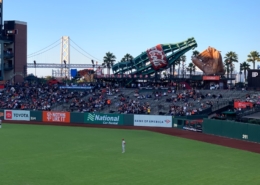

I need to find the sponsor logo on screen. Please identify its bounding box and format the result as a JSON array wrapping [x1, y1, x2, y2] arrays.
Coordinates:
[[31, 117, 36, 120], [252, 72, 258, 77], [87, 113, 120, 124], [6, 111, 12, 119], [134, 119, 164, 123], [13, 113, 29, 117], [165, 119, 170, 123], [87, 113, 95, 121], [47, 112, 66, 122]]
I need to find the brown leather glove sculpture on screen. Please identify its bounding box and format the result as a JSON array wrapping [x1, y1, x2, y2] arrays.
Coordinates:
[[191, 47, 225, 75]]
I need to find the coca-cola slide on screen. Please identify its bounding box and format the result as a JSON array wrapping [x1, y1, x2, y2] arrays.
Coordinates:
[[112, 38, 197, 75]]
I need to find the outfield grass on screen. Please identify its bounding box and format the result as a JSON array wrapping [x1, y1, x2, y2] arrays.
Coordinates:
[[0, 123, 260, 185]]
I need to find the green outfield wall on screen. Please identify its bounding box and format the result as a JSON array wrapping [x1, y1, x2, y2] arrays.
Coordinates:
[[203, 119, 260, 143]]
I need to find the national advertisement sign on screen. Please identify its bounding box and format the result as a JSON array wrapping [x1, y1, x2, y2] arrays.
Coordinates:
[[42, 111, 70, 123], [4, 110, 30, 121], [85, 113, 123, 125], [134, 115, 172, 128]]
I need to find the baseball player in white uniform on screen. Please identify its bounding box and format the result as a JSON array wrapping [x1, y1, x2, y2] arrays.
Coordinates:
[[122, 139, 126, 153]]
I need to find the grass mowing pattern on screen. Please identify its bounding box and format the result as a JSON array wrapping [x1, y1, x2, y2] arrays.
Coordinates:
[[0, 123, 260, 185]]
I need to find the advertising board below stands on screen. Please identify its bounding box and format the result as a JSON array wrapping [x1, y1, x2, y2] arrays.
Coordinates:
[[202, 76, 220, 80], [134, 115, 172, 128], [59, 86, 93, 90], [4, 110, 30, 121], [84, 113, 124, 125], [234, 101, 253, 109], [42, 111, 70, 123]]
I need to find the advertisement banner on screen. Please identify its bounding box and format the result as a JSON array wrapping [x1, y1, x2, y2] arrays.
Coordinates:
[[84, 113, 124, 125], [42, 111, 70, 123], [146, 44, 168, 70], [134, 115, 172, 128], [59, 86, 93, 90], [4, 110, 30, 121], [234, 101, 253, 109], [202, 76, 220, 80]]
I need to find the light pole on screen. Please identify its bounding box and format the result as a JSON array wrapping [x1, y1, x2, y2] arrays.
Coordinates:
[[64, 60, 67, 83], [33, 60, 36, 76], [182, 61, 185, 79]]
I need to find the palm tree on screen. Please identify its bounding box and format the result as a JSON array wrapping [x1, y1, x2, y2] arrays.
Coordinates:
[[247, 51, 260, 69], [224, 51, 238, 79], [192, 50, 200, 57], [240, 61, 250, 82], [180, 55, 186, 78], [186, 63, 196, 77], [121, 53, 133, 62], [224, 60, 230, 79], [102, 52, 116, 75]]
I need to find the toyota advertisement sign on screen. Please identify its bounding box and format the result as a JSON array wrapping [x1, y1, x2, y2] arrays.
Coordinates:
[[134, 115, 172, 128], [4, 110, 30, 121]]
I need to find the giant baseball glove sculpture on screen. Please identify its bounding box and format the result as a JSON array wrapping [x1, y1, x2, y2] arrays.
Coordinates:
[[192, 47, 225, 75]]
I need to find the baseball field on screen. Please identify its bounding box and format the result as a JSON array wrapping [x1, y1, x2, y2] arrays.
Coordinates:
[[0, 123, 260, 185]]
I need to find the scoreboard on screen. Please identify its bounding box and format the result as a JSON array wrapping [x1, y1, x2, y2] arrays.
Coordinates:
[[247, 70, 260, 88]]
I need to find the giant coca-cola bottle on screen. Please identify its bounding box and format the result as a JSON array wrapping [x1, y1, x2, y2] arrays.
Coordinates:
[[112, 37, 197, 75]]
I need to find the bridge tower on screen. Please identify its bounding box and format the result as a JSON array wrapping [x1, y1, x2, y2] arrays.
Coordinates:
[[60, 36, 70, 79]]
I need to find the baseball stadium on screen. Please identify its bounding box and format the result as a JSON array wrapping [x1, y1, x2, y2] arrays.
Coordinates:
[[1, 1, 260, 185]]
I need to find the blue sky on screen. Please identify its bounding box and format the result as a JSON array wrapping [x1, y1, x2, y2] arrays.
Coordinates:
[[3, 0, 260, 77]]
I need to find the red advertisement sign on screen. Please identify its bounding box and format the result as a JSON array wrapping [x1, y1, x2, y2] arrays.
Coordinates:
[[43, 111, 70, 123], [234, 101, 253, 109], [203, 76, 220, 80], [202, 76, 220, 80], [147, 44, 168, 70]]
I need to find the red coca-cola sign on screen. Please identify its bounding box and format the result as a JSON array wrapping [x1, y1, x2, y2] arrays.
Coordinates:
[[147, 44, 168, 70]]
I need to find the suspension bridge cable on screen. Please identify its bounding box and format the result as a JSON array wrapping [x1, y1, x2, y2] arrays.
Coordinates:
[[70, 44, 94, 61], [27, 39, 61, 56], [27, 42, 61, 59], [69, 38, 101, 61]]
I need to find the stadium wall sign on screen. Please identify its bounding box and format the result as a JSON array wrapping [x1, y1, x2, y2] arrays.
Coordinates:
[[59, 86, 93, 90], [234, 101, 253, 109], [134, 115, 172, 128], [202, 76, 220, 80], [84, 113, 124, 125], [4, 110, 30, 121], [42, 111, 70, 123]]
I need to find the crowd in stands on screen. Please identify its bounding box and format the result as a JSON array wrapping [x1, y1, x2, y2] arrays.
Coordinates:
[[1, 80, 257, 117], [0, 82, 93, 111]]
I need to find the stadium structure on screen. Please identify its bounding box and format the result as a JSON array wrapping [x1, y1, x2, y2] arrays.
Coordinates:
[[0, 0, 27, 83]]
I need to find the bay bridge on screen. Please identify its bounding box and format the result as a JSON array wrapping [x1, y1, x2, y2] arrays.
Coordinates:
[[27, 36, 104, 78]]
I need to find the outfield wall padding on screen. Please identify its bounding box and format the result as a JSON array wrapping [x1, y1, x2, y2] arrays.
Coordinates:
[[30, 111, 42, 122], [203, 119, 260, 143], [70, 112, 85, 124], [123, 114, 134, 126]]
